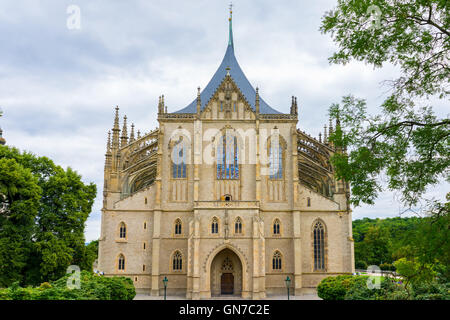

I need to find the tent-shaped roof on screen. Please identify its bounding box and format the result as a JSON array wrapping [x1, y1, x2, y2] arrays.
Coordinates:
[[174, 11, 282, 115]]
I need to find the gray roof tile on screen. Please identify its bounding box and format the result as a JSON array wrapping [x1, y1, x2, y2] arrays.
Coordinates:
[[174, 44, 282, 114]]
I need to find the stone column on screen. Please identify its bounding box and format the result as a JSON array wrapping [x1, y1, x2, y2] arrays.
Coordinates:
[[293, 210, 303, 295], [151, 210, 161, 296], [193, 119, 202, 201], [291, 126, 299, 205], [252, 211, 265, 299], [186, 220, 194, 299], [191, 212, 201, 299], [255, 120, 261, 202]]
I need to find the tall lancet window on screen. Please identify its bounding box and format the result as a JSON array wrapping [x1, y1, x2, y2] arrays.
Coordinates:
[[118, 254, 125, 271], [172, 141, 187, 179], [211, 217, 219, 234], [217, 134, 239, 179], [269, 142, 283, 179], [119, 222, 126, 239], [235, 217, 242, 234], [172, 251, 182, 271], [272, 251, 282, 270], [313, 221, 326, 271], [174, 219, 182, 235]]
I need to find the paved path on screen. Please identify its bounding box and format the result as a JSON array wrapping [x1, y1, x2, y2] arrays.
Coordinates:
[[134, 294, 320, 300]]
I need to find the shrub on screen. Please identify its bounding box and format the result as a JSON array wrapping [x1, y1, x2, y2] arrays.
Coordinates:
[[355, 261, 367, 270], [411, 282, 450, 300], [0, 289, 12, 300], [345, 277, 399, 300], [0, 271, 136, 300], [317, 275, 359, 300], [380, 263, 395, 271]]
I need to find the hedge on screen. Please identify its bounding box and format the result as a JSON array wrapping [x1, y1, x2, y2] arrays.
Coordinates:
[[0, 271, 136, 300]]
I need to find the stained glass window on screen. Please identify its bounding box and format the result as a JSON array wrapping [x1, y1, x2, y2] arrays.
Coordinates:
[[272, 251, 282, 270], [235, 217, 242, 234], [119, 222, 126, 238], [118, 254, 125, 270], [217, 135, 239, 179], [314, 221, 325, 270], [175, 219, 182, 235], [212, 217, 219, 234], [273, 219, 281, 235], [172, 142, 187, 179], [269, 144, 283, 179], [173, 251, 182, 271]]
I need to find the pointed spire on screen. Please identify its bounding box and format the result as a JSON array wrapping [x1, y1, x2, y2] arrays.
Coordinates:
[[319, 132, 322, 143], [106, 131, 111, 153], [137, 130, 141, 139], [329, 117, 334, 135], [121, 115, 128, 147], [295, 97, 298, 115], [161, 95, 166, 114], [196, 87, 201, 114], [255, 87, 260, 114], [105, 130, 112, 168], [324, 124, 328, 144], [228, 3, 234, 49], [130, 123, 135, 143], [112, 106, 120, 150], [113, 106, 120, 130], [291, 96, 295, 114]]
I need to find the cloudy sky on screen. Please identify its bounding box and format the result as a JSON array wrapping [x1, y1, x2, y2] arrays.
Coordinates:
[[1, 1, 447, 241]]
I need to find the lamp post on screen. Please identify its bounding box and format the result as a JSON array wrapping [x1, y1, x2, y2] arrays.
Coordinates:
[[285, 276, 291, 300], [162, 276, 168, 300]]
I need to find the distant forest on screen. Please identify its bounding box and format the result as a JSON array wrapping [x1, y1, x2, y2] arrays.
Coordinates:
[[352, 216, 423, 270]]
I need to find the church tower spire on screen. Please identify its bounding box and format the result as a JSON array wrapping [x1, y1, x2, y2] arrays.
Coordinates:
[[112, 106, 120, 150], [121, 115, 128, 147], [228, 3, 234, 49]]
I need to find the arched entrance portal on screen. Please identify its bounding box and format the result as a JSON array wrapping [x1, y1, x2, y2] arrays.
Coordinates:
[[210, 249, 242, 296]]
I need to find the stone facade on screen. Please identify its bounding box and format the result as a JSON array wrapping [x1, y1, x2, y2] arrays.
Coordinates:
[[98, 11, 354, 299]]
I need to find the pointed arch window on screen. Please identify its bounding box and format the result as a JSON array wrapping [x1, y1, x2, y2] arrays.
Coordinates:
[[119, 222, 126, 239], [313, 221, 326, 271], [174, 219, 182, 235], [172, 141, 187, 179], [273, 219, 281, 235], [217, 134, 239, 180], [118, 254, 125, 271], [235, 217, 242, 234], [269, 142, 283, 179], [211, 217, 219, 234], [173, 251, 182, 271], [272, 251, 282, 270]]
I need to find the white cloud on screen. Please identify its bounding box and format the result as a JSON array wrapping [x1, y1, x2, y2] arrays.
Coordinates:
[[0, 1, 447, 241]]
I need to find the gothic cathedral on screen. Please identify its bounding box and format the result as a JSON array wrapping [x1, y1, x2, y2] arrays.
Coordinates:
[[98, 10, 354, 299]]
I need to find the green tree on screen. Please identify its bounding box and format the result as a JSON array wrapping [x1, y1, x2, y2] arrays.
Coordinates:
[[320, 0, 449, 207], [355, 225, 391, 265], [80, 240, 99, 272], [0, 158, 41, 287], [0, 145, 97, 285]]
